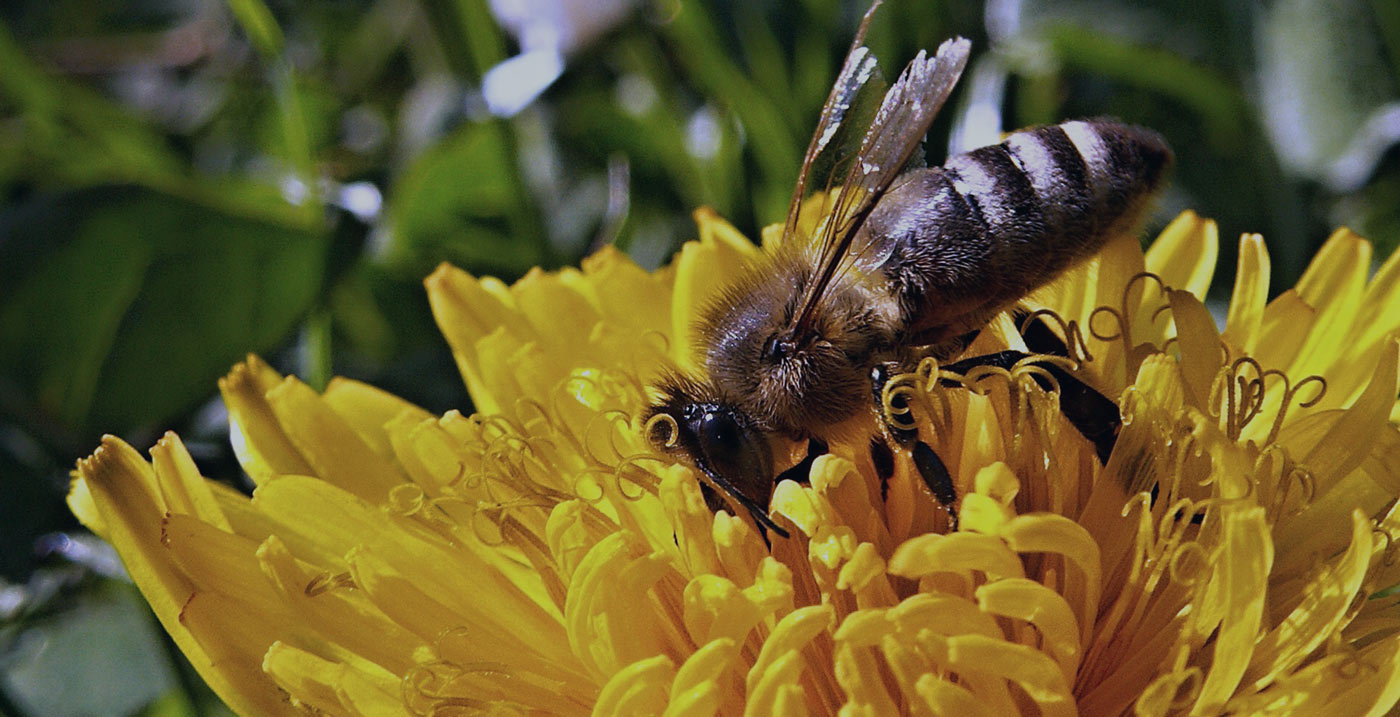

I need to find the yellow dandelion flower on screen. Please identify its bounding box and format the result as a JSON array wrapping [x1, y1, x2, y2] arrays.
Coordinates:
[[71, 207, 1400, 715]]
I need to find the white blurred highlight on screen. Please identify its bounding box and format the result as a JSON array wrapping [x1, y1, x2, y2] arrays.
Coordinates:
[[485, 0, 637, 117]]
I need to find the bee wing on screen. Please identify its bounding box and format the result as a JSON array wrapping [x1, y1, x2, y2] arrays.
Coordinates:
[[781, 2, 882, 244], [788, 36, 972, 337]]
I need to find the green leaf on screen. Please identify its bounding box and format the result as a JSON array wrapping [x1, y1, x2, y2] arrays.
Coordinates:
[[384, 121, 543, 276], [1257, 0, 1399, 178], [2, 582, 178, 716], [418, 0, 507, 82], [0, 20, 182, 191], [1044, 25, 1250, 149], [226, 0, 285, 58], [659, 1, 802, 224], [0, 186, 328, 433]]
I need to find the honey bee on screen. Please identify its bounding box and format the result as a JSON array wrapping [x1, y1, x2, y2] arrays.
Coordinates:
[[645, 2, 1172, 536]]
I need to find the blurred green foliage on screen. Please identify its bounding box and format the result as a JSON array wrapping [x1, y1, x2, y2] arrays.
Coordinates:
[[1, 0, 1397, 712]]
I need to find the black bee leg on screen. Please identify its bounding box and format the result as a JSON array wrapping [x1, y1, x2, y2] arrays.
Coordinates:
[[912, 441, 958, 507], [1017, 310, 1071, 357], [870, 363, 960, 525], [939, 349, 1121, 465], [868, 437, 895, 502]]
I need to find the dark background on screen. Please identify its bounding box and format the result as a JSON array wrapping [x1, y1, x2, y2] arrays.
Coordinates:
[[1, 0, 1397, 712]]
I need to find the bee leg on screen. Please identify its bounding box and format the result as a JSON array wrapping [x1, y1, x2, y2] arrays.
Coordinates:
[[939, 349, 1121, 464], [1017, 310, 1071, 356], [868, 437, 895, 502], [912, 441, 957, 506], [870, 362, 960, 526]]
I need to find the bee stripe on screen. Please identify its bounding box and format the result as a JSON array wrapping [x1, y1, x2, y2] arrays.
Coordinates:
[[945, 145, 1043, 246], [1004, 125, 1095, 243], [942, 164, 989, 234], [1060, 121, 1114, 228]]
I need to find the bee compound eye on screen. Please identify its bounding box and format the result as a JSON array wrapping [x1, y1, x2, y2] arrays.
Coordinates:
[[700, 411, 741, 453], [691, 408, 773, 505]]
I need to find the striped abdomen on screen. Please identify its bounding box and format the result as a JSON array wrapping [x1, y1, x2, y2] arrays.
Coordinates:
[[864, 119, 1173, 344]]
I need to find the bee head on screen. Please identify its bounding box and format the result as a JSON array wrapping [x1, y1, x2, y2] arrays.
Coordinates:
[[644, 375, 786, 537]]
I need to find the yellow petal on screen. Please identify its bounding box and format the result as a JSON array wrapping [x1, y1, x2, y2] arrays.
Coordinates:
[[889, 532, 1027, 582], [935, 633, 1077, 717], [744, 651, 806, 717], [180, 592, 297, 715], [264, 375, 408, 504], [661, 467, 722, 576], [594, 654, 675, 717], [255, 535, 419, 675], [582, 246, 674, 338], [218, 357, 315, 483], [65, 472, 104, 536], [76, 437, 288, 715], [1222, 233, 1270, 356], [150, 431, 230, 531], [261, 641, 347, 714], [915, 674, 995, 717], [667, 638, 739, 717], [1144, 210, 1219, 300], [1274, 338, 1400, 560], [1226, 635, 1400, 716], [321, 377, 431, 459], [745, 605, 834, 697], [833, 641, 899, 714], [512, 266, 602, 358], [1289, 228, 1372, 378], [999, 514, 1102, 647], [975, 578, 1081, 682], [1251, 290, 1317, 378], [1166, 289, 1222, 410], [1190, 503, 1272, 714], [889, 592, 1003, 640], [1246, 511, 1373, 690], [671, 211, 758, 372], [1351, 241, 1400, 360]]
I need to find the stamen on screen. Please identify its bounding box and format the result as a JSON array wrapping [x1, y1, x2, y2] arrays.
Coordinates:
[[1262, 373, 1326, 445], [954, 364, 1014, 395], [1019, 308, 1094, 365], [1167, 541, 1209, 586], [1253, 445, 1317, 522], [644, 413, 680, 448], [1159, 418, 1204, 507], [600, 409, 638, 458], [1209, 356, 1328, 445], [612, 459, 658, 501], [1089, 272, 1170, 370], [567, 467, 610, 503], [880, 381, 922, 432], [387, 484, 427, 516], [468, 495, 557, 546], [402, 639, 531, 716], [914, 356, 942, 392]]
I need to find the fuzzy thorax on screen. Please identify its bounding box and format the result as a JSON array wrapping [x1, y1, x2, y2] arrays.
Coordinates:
[[697, 253, 899, 436]]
